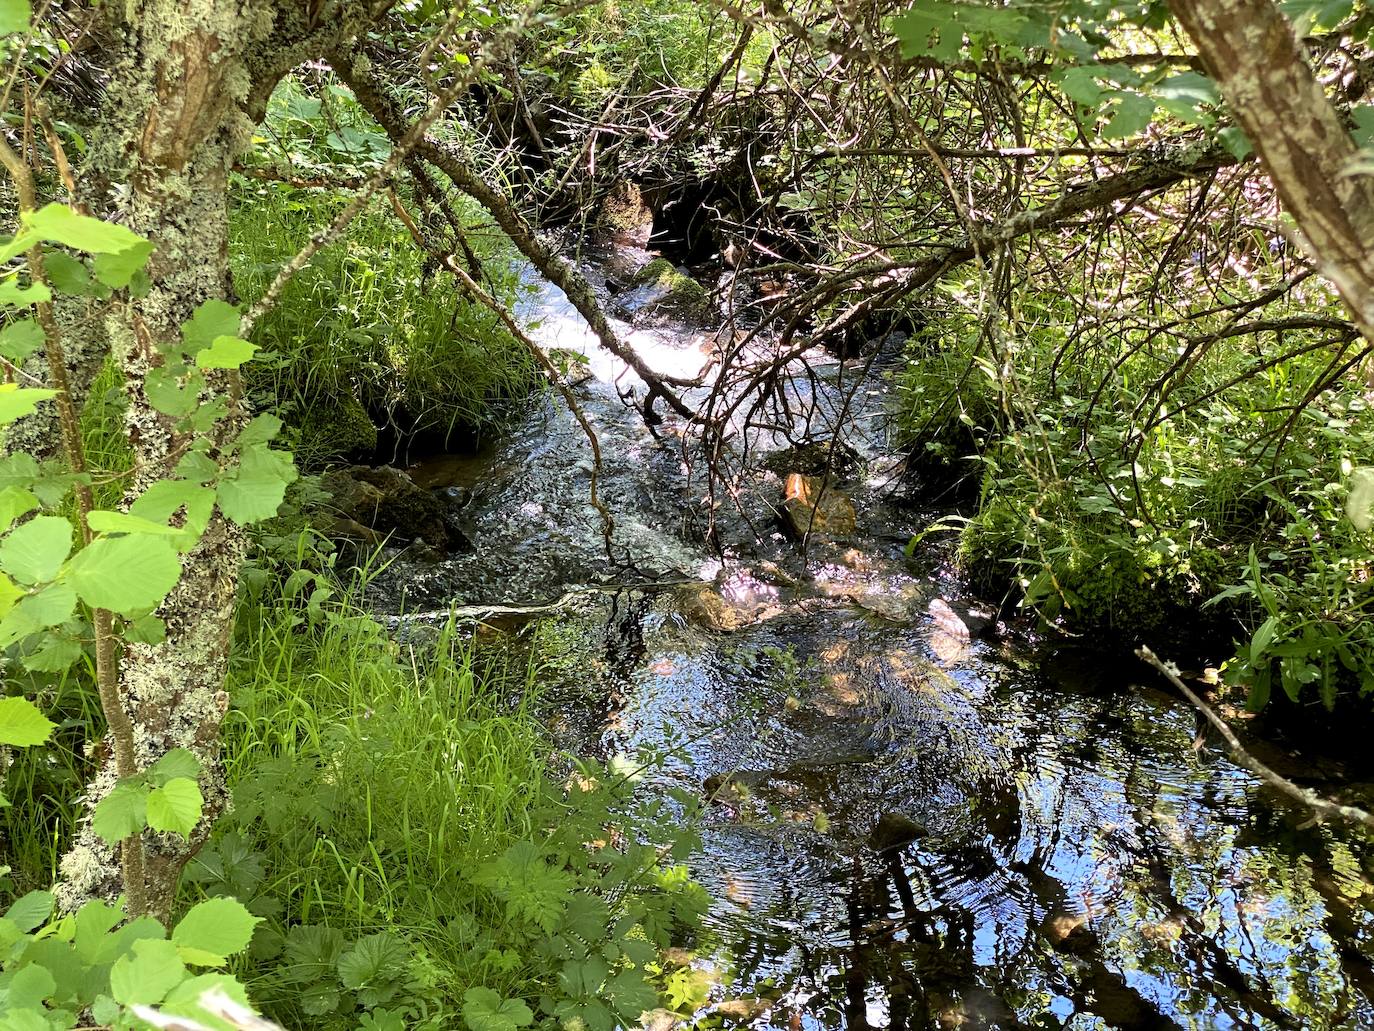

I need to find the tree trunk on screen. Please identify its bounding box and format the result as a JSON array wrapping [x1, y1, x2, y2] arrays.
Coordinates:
[[1168, 0, 1374, 343], [54, 0, 376, 916]]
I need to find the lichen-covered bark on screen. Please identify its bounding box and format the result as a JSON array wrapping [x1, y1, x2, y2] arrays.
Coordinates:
[[57, 0, 381, 914], [1169, 0, 1374, 341]]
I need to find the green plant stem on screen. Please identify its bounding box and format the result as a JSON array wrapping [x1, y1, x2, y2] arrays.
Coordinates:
[[0, 133, 148, 916]]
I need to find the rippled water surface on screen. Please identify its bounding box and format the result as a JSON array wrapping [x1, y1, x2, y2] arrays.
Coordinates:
[[378, 256, 1374, 1029]]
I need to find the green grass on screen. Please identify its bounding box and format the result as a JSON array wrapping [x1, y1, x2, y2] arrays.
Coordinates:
[[229, 183, 540, 467], [200, 573, 549, 1022]]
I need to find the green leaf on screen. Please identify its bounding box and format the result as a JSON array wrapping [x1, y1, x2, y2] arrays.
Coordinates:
[[129, 479, 216, 540], [0, 319, 44, 363], [0, 279, 51, 306], [24, 204, 148, 255], [43, 250, 93, 295], [91, 239, 155, 288], [0, 514, 72, 584], [1060, 66, 1105, 107], [1103, 91, 1156, 138], [0, 694, 53, 745], [606, 970, 658, 1021], [182, 299, 243, 353], [12, 581, 76, 629], [125, 613, 167, 645], [67, 534, 182, 614], [21, 634, 84, 672], [73, 899, 126, 963], [0, 454, 39, 490], [147, 778, 203, 837], [92, 781, 149, 845], [236, 413, 284, 448], [195, 334, 258, 369], [0, 486, 39, 532], [172, 897, 261, 966], [145, 367, 203, 418], [5, 963, 55, 1012], [87, 510, 187, 536], [463, 987, 534, 1031], [216, 442, 297, 525], [109, 938, 188, 1006], [148, 747, 201, 785], [3, 889, 53, 932], [0, 0, 29, 36], [0, 384, 57, 424]]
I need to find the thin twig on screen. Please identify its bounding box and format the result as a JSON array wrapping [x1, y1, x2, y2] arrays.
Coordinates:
[[1138, 646, 1374, 831]]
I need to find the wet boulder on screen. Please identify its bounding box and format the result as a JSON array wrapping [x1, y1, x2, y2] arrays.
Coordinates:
[[781, 473, 857, 539], [318, 465, 468, 551], [598, 181, 654, 246], [614, 258, 711, 321]]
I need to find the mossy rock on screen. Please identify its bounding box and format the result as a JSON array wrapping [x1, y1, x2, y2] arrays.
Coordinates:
[[295, 393, 378, 465], [619, 258, 710, 320]]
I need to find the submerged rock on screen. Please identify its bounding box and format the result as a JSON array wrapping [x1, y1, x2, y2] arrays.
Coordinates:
[[762, 438, 865, 481], [318, 465, 468, 551], [781, 473, 857, 539], [867, 811, 926, 852]]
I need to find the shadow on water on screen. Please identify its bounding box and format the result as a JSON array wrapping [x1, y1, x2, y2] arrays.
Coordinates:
[[372, 252, 1374, 1030]]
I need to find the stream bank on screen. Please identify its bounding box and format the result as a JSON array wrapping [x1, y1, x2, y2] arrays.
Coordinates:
[[348, 250, 1374, 1030]]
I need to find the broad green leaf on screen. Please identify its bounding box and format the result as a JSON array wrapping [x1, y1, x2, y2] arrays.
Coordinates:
[[148, 747, 201, 785], [0, 486, 39, 531], [0, 581, 78, 647], [3, 889, 53, 932], [5, 964, 55, 1012], [606, 970, 657, 1021], [172, 897, 261, 966], [0, 0, 30, 36], [0, 514, 72, 584], [236, 413, 284, 448], [1103, 92, 1156, 139], [21, 634, 83, 672], [0, 697, 53, 748], [145, 367, 202, 418], [0, 319, 44, 363], [92, 239, 155, 288], [43, 250, 93, 294], [1059, 66, 1104, 107], [463, 987, 534, 1031], [87, 510, 186, 536], [129, 479, 216, 541], [92, 781, 148, 845], [147, 778, 203, 837], [182, 299, 243, 353], [73, 899, 125, 963], [125, 613, 167, 644], [24, 203, 148, 255], [0, 229, 38, 263], [0, 572, 22, 619], [109, 938, 188, 1006], [67, 534, 182, 614], [0, 454, 39, 490], [1155, 71, 1220, 125], [0, 384, 57, 424], [195, 334, 257, 369], [0, 279, 51, 306], [216, 442, 297, 525], [14, 581, 76, 627]]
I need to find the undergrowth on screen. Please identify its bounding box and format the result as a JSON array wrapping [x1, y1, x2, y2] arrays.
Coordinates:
[[894, 276, 1374, 711], [183, 569, 712, 1029]]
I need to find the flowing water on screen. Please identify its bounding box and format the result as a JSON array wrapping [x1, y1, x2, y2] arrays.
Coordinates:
[[375, 252, 1374, 1030]]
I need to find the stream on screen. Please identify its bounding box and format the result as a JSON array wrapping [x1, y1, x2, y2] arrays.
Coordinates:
[[371, 250, 1374, 1030]]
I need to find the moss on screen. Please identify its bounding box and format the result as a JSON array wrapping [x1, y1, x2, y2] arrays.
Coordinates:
[[294, 392, 378, 465], [632, 257, 709, 318]]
